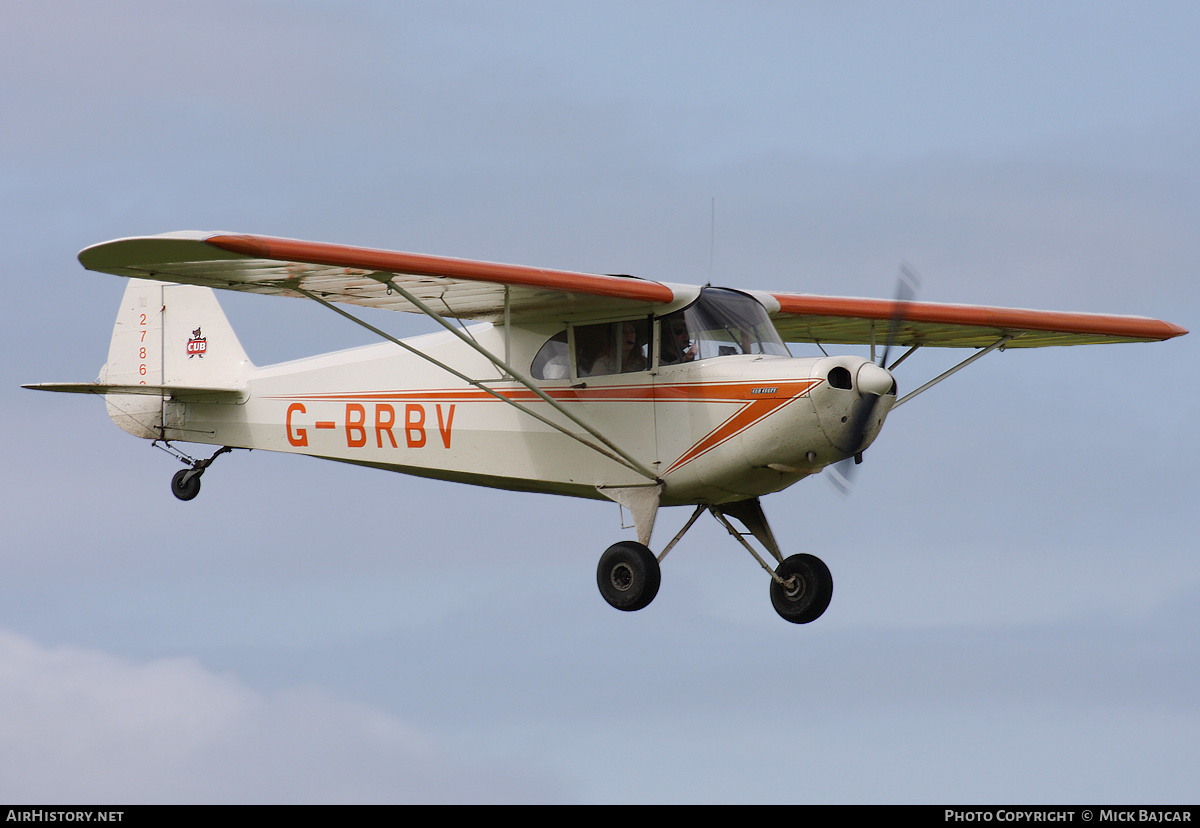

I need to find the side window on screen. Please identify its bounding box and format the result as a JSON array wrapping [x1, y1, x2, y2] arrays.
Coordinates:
[[576, 319, 650, 377], [531, 330, 569, 380]]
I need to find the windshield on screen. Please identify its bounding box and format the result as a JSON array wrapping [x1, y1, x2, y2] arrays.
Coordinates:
[[659, 288, 790, 365]]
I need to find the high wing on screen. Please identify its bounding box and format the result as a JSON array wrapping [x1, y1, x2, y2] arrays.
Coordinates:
[[78, 232, 1184, 346], [769, 292, 1186, 348], [78, 232, 678, 322]]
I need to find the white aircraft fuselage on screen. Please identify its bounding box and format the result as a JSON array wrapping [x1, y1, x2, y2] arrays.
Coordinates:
[[111, 312, 890, 507]]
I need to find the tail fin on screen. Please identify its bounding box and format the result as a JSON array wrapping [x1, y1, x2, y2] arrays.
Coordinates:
[[100, 280, 252, 439]]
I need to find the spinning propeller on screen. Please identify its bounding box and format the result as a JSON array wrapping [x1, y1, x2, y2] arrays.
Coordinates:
[[828, 265, 919, 494]]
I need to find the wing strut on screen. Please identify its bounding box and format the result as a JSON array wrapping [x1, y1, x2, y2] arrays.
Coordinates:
[[296, 287, 660, 482], [892, 335, 1016, 409]]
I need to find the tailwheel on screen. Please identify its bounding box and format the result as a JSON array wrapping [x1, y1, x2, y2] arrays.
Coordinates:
[[158, 444, 234, 502], [770, 554, 833, 624], [171, 469, 201, 501], [597, 541, 661, 612]]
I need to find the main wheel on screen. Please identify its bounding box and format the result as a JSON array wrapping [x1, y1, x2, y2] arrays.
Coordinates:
[[171, 469, 201, 501], [770, 553, 833, 624], [597, 541, 661, 612]]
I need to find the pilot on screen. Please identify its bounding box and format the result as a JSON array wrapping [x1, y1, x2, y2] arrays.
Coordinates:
[[660, 316, 696, 365]]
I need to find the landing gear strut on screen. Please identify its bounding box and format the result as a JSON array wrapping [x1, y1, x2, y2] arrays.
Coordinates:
[[155, 442, 234, 502], [594, 496, 835, 624], [708, 500, 834, 624]]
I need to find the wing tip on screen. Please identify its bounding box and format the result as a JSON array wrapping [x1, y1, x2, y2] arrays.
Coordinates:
[[78, 231, 236, 272]]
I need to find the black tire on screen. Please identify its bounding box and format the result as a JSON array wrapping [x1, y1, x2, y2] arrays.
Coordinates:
[[596, 541, 661, 612], [770, 553, 833, 624], [171, 469, 201, 501]]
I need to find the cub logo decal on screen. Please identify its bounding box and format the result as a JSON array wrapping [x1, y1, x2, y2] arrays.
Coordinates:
[[187, 327, 207, 358]]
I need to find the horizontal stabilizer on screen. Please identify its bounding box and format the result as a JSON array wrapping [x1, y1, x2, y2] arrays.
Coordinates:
[[23, 382, 243, 400]]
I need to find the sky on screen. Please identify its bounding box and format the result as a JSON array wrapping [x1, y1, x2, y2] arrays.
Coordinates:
[[2, 0, 1198, 804]]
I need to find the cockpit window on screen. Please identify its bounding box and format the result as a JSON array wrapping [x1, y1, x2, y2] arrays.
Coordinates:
[[659, 288, 790, 365]]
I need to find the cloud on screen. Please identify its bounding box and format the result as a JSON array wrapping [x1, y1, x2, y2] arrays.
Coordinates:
[[0, 629, 564, 803]]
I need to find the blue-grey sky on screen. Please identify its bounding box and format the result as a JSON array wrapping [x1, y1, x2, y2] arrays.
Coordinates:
[[2, 0, 1197, 803]]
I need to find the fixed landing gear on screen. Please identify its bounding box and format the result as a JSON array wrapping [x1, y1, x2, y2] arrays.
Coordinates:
[[596, 541, 661, 611], [593, 497, 835, 624], [769, 554, 833, 624], [155, 442, 234, 502]]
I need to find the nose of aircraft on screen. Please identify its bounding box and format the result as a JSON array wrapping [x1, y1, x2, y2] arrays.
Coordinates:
[[811, 357, 897, 458]]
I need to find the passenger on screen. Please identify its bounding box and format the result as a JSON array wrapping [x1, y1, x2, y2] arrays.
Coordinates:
[[578, 326, 616, 376], [619, 321, 647, 372]]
